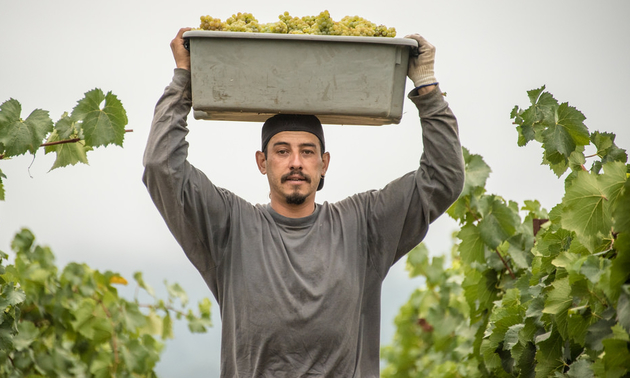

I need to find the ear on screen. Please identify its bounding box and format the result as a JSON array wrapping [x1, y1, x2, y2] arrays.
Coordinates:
[[255, 150, 267, 174], [321, 152, 330, 176]]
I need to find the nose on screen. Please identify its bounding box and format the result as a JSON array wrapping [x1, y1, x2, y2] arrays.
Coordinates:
[[289, 152, 303, 170]]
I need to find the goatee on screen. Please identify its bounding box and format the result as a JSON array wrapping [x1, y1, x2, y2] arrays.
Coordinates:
[[285, 192, 307, 205]]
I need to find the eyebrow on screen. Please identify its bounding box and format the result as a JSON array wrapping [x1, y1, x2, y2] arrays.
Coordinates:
[[272, 141, 317, 149]]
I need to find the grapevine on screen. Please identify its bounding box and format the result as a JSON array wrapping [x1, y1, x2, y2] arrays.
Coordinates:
[[0, 89, 130, 201], [199, 11, 396, 37], [382, 86, 630, 377], [0, 228, 212, 377]]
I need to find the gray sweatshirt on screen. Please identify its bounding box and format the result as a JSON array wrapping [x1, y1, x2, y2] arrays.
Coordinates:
[[143, 69, 465, 377]]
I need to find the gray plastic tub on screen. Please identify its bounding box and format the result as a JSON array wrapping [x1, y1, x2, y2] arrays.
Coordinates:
[[184, 30, 417, 125]]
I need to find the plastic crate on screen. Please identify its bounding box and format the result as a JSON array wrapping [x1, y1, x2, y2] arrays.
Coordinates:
[[184, 30, 417, 125]]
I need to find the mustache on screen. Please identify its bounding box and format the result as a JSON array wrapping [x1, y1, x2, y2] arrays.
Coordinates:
[[281, 170, 311, 184]]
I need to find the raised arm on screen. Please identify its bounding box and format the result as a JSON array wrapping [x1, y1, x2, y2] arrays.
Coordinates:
[[142, 28, 232, 291], [364, 34, 465, 275]]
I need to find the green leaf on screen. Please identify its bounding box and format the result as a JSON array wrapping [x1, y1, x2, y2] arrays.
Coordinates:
[[457, 223, 486, 264], [561, 170, 612, 252], [165, 281, 188, 307], [133, 271, 155, 297], [605, 233, 630, 303], [535, 329, 565, 377], [405, 243, 430, 278], [0, 282, 26, 309], [0, 168, 5, 201], [513, 86, 559, 147], [477, 196, 521, 250], [71, 298, 113, 342], [580, 255, 610, 284], [591, 131, 628, 165], [71, 89, 127, 148], [613, 178, 630, 235], [543, 277, 572, 339], [598, 161, 628, 206], [618, 286, 630, 333], [13, 321, 39, 351], [162, 313, 174, 340], [53, 112, 79, 140], [504, 323, 524, 350], [591, 338, 630, 377], [541, 102, 589, 166], [460, 148, 491, 197], [585, 316, 616, 352], [44, 129, 90, 171], [0, 98, 53, 157], [567, 359, 594, 378]]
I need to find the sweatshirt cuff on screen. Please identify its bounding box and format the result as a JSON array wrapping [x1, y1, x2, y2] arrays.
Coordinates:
[[407, 84, 448, 118]]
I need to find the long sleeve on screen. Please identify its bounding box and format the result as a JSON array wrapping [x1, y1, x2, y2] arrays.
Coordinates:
[[142, 69, 232, 296], [360, 85, 465, 277]]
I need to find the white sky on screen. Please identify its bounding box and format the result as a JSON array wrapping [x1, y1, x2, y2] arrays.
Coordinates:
[[1, 0, 629, 376]]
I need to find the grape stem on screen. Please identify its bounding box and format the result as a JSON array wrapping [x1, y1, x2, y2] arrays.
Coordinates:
[[495, 248, 516, 279], [0, 130, 133, 159]]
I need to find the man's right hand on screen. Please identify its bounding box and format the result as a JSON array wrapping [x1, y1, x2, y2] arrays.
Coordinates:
[[171, 27, 192, 71]]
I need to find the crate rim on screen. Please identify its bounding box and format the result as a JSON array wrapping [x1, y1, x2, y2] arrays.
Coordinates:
[[183, 30, 418, 47]]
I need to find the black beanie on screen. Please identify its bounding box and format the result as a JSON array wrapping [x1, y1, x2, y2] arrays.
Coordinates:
[[261, 114, 326, 191]]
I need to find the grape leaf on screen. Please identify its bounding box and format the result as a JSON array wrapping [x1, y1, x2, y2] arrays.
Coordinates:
[[607, 233, 630, 304], [44, 129, 91, 171], [613, 179, 630, 235], [561, 171, 612, 252], [0, 168, 5, 201], [460, 148, 491, 197], [617, 287, 630, 333], [54, 112, 80, 140], [543, 277, 572, 338], [585, 317, 616, 352], [405, 243, 430, 278], [541, 102, 589, 164], [0, 98, 53, 157], [591, 131, 628, 165], [165, 281, 188, 307], [477, 196, 521, 250], [580, 255, 610, 284], [513, 86, 559, 146], [566, 359, 594, 378], [12, 321, 39, 352], [599, 161, 628, 206], [71, 89, 127, 148], [535, 328, 565, 377], [458, 223, 486, 264], [0, 283, 26, 309], [591, 338, 630, 376]]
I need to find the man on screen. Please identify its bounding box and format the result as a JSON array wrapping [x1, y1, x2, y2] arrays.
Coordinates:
[[143, 27, 464, 377]]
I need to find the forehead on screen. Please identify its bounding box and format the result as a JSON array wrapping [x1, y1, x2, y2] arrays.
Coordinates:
[[268, 131, 320, 148]]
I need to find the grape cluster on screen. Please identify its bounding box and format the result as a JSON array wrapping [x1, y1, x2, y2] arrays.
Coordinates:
[[198, 11, 396, 37]]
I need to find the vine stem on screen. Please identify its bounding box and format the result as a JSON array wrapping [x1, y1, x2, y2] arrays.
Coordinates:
[[0, 129, 133, 159], [495, 249, 516, 279], [138, 303, 188, 318]]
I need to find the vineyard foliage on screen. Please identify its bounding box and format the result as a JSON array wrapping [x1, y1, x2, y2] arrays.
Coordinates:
[[0, 229, 212, 377], [0, 91, 212, 376], [0, 88, 128, 200], [382, 86, 630, 377]]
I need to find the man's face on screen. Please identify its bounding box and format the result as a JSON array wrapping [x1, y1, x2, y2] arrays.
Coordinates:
[[256, 131, 329, 206]]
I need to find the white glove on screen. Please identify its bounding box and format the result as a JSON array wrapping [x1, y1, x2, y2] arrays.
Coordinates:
[[405, 34, 437, 88]]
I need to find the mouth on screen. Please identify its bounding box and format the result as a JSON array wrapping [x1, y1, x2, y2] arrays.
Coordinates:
[[281, 171, 311, 184]]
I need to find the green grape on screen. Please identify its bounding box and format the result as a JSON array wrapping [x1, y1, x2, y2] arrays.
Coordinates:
[[197, 11, 396, 37]]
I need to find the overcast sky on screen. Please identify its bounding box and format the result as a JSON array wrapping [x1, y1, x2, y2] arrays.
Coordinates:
[[1, 0, 629, 376]]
